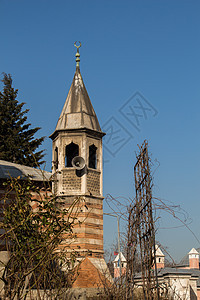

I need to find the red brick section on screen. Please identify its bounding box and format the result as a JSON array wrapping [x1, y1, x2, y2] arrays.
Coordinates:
[[59, 243, 103, 252], [114, 267, 126, 278], [59, 198, 104, 258], [0, 186, 104, 257], [72, 233, 103, 239], [72, 257, 110, 288], [197, 288, 200, 300], [73, 223, 103, 230], [154, 262, 164, 269], [189, 258, 199, 269]]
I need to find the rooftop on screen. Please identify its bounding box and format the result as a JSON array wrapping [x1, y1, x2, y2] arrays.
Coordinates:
[[0, 160, 51, 182], [135, 267, 200, 286]]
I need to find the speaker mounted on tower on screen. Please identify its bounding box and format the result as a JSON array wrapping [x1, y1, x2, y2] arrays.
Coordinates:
[[72, 156, 87, 177]]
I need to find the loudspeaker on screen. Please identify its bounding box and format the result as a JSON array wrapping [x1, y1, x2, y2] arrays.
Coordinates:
[[72, 156, 86, 170]]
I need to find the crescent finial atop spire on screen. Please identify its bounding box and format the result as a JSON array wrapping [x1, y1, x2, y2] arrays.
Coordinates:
[[74, 41, 81, 69]]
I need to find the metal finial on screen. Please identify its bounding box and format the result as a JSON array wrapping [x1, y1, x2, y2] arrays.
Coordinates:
[[74, 41, 81, 68]]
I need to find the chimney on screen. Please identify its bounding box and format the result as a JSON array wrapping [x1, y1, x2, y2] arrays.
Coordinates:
[[188, 248, 199, 269], [153, 245, 165, 269], [113, 252, 127, 278]]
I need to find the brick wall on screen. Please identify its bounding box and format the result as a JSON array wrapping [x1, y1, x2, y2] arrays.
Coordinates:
[[58, 195, 104, 258]]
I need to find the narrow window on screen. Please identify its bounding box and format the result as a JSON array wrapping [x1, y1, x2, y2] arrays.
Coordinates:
[[65, 143, 79, 167], [54, 147, 58, 169], [89, 145, 97, 169]]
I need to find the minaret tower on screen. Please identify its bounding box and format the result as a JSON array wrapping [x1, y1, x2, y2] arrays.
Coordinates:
[[49, 42, 105, 261]]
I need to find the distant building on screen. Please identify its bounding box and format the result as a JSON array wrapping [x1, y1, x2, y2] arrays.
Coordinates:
[[113, 252, 127, 278], [134, 246, 200, 299], [153, 244, 165, 269], [178, 248, 200, 270]]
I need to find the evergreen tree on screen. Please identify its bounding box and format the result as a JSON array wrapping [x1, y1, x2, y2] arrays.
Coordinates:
[[0, 73, 45, 167]]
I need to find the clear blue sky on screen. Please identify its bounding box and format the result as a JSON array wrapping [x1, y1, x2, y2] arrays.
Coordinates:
[[1, 0, 200, 262]]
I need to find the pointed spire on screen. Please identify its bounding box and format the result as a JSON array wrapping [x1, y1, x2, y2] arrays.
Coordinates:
[[74, 41, 81, 69], [50, 42, 104, 138]]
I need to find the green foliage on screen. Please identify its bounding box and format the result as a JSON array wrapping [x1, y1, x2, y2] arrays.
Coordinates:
[[1, 177, 78, 299], [0, 73, 45, 167]]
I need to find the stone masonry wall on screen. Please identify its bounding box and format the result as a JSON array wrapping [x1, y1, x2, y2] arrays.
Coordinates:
[[62, 169, 81, 192], [87, 170, 100, 195]]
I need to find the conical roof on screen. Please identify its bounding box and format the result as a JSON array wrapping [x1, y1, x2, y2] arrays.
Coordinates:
[[188, 248, 199, 255], [54, 67, 101, 133], [179, 248, 200, 266], [155, 245, 165, 257], [113, 252, 126, 263]]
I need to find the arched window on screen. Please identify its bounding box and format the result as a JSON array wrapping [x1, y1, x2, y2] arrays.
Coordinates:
[[54, 147, 58, 169], [65, 142, 79, 167], [89, 144, 97, 169]]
